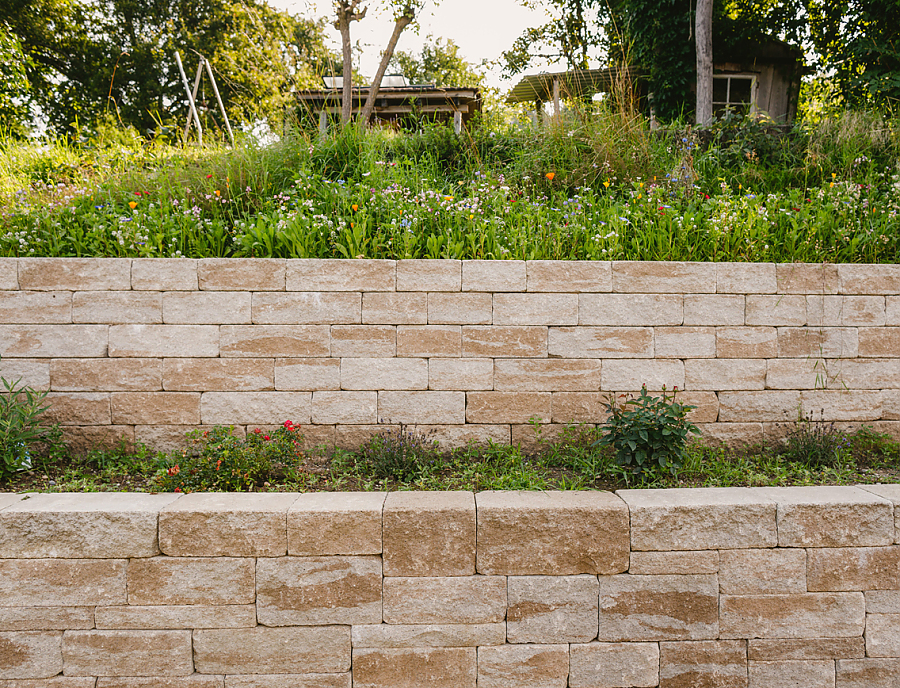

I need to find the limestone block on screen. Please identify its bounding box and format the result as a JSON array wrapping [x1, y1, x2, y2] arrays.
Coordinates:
[[801, 390, 882, 421], [835, 659, 900, 688], [1, 679, 96, 688], [777, 327, 857, 358], [678, 391, 720, 422], [127, 557, 254, 605], [194, 626, 349, 674], [352, 648, 475, 688], [62, 630, 192, 676], [551, 392, 609, 423], [510, 422, 593, 452], [397, 325, 461, 357], [719, 549, 806, 594], [0, 258, 17, 289], [865, 614, 900, 657], [0, 291, 71, 323], [111, 392, 200, 425], [476, 491, 629, 575], [655, 327, 717, 358], [628, 550, 719, 575], [224, 675, 349, 688], [887, 296, 900, 325], [477, 644, 569, 688], [73, 292, 162, 325], [601, 359, 684, 392], [334, 424, 399, 449], [807, 546, 900, 591], [52, 359, 161, 392], [428, 358, 493, 390], [716, 326, 777, 358], [0, 492, 176, 558], [219, 325, 329, 357], [718, 391, 801, 422], [164, 359, 273, 392], [288, 492, 385, 556], [466, 392, 551, 424], [493, 293, 578, 326], [867, 590, 900, 613], [251, 292, 361, 325], [658, 640, 747, 688], [597, 574, 718, 641], [506, 575, 599, 643], [570, 642, 659, 688], [547, 327, 653, 358], [765, 359, 828, 390], [162, 292, 250, 324], [746, 295, 809, 326], [159, 492, 298, 556], [462, 260, 525, 292], [378, 391, 465, 424], [382, 576, 506, 624], [0, 632, 62, 679], [134, 424, 242, 453], [776, 263, 840, 294], [748, 638, 864, 661], [685, 359, 766, 390], [362, 292, 427, 324], [694, 423, 765, 447], [0, 607, 93, 631], [311, 391, 377, 424], [756, 486, 893, 547], [719, 593, 865, 638], [612, 261, 715, 294], [822, 358, 900, 389], [748, 660, 834, 688], [340, 358, 427, 390], [806, 295, 846, 326], [330, 325, 395, 357], [275, 359, 340, 391], [462, 326, 547, 358], [494, 359, 601, 391], [351, 623, 505, 648], [838, 264, 900, 294], [98, 678, 224, 688], [411, 423, 510, 447], [109, 324, 217, 358], [200, 391, 311, 425], [527, 260, 612, 292], [579, 293, 683, 326], [286, 259, 395, 292], [95, 605, 256, 629], [43, 392, 110, 425], [683, 294, 745, 325], [198, 258, 285, 291], [717, 262, 776, 293], [60, 425, 133, 453], [0, 359, 50, 390], [18, 258, 131, 291], [0, 559, 125, 606], [383, 491, 474, 576], [0, 325, 108, 358], [132, 258, 198, 290], [840, 296, 886, 325], [861, 484, 900, 542], [396, 259, 461, 291], [858, 327, 900, 357], [427, 293, 492, 325]]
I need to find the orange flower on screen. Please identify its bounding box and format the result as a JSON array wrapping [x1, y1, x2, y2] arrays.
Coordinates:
[[128, 201, 137, 209], [215, 189, 220, 197], [545, 172, 555, 181], [351, 204, 358, 211]]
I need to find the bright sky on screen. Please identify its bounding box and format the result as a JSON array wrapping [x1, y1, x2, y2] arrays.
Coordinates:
[[267, 0, 558, 91]]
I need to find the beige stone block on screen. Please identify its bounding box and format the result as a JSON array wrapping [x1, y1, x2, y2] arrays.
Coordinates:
[[570, 641, 659, 688], [801, 390, 882, 421], [410, 424, 510, 447], [51, 359, 160, 392], [597, 574, 718, 641], [507, 575, 599, 643], [340, 358, 427, 391], [840, 296, 886, 325], [749, 661, 835, 688], [777, 263, 840, 294], [127, 557, 254, 606], [195, 626, 350, 674], [717, 262, 777, 293], [18, 258, 131, 291], [428, 358, 492, 390], [807, 546, 900, 591], [98, 679, 224, 688], [677, 391, 720, 423], [510, 423, 595, 453], [0, 258, 17, 290], [0, 677, 96, 687], [288, 492, 384, 556], [310, 391, 377, 424], [823, 358, 900, 389], [579, 293, 683, 326], [219, 325, 328, 358], [95, 604, 255, 630], [287, 259, 395, 291], [548, 327, 653, 358], [351, 623, 504, 648], [43, 392, 110, 425], [859, 327, 900, 357], [629, 550, 719, 575], [476, 491, 629, 575], [748, 638, 864, 661], [462, 326, 547, 358], [382, 577, 506, 624], [886, 296, 900, 324], [352, 647, 475, 688], [131, 258, 197, 290], [612, 261, 716, 294], [694, 422, 767, 447], [378, 391, 465, 424], [685, 359, 765, 391], [362, 292, 426, 324], [0, 324, 108, 358], [0, 631, 62, 679], [0, 493, 175, 559], [60, 425, 133, 454], [200, 391, 310, 425], [0, 607, 93, 632], [428, 293, 492, 325], [716, 326, 777, 358], [601, 359, 684, 391], [0, 359, 50, 390], [683, 294, 745, 326], [462, 260, 525, 292], [655, 327, 716, 358], [73, 292, 161, 324], [397, 325, 460, 357], [383, 491, 475, 576], [495, 359, 600, 392], [493, 293, 578, 326], [619, 487, 777, 551], [777, 327, 857, 358], [159, 492, 298, 556], [836, 658, 900, 688], [867, 590, 900, 613], [466, 391, 551, 423], [224, 675, 348, 688], [134, 424, 242, 453], [334, 424, 399, 449], [161, 292, 250, 324], [251, 292, 361, 324], [806, 295, 846, 326], [718, 391, 801, 422], [111, 392, 200, 424], [838, 264, 900, 294], [551, 392, 608, 423], [757, 486, 894, 547], [109, 324, 217, 357], [477, 644, 569, 688], [719, 549, 806, 594], [397, 259, 461, 291], [765, 358, 829, 390], [164, 359, 273, 392], [865, 614, 900, 657], [62, 630, 192, 676], [0, 291, 71, 323], [275, 358, 339, 390], [719, 592, 864, 638], [198, 258, 284, 291], [256, 556, 382, 626], [527, 260, 611, 293], [331, 325, 395, 357], [745, 295, 809, 326]]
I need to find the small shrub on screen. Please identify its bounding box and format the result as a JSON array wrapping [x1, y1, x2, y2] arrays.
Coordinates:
[[594, 386, 699, 480], [355, 425, 440, 481], [780, 411, 850, 468], [0, 374, 61, 480]]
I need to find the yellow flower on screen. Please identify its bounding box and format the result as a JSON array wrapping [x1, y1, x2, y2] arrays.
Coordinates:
[[444, 196, 454, 201], [545, 172, 555, 181], [639, 182, 644, 188], [832, 172, 837, 178], [637, 194, 642, 200], [128, 201, 137, 209], [469, 214, 474, 219], [830, 182, 835, 188], [603, 180, 610, 189]]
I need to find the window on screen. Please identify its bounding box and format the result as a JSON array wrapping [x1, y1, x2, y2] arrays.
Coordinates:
[[712, 75, 756, 118]]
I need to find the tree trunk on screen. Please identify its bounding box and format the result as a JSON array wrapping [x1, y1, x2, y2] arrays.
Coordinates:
[[695, 0, 713, 126], [358, 11, 413, 125], [334, 1, 367, 125]]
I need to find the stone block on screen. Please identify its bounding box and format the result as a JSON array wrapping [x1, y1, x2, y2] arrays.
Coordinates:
[[18, 258, 131, 291], [865, 614, 900, 657], [477, 644, 569, 688], [806, 295, 846, 326], [662, 641, 750, 688], [719, 549, 806, 594], [43, 392, 110, 425], [494, 359, 601, 391], [801, 390, 882, 421], [807, 546, 900, 591], [695, 422, 769, 447], [111, 392, 200, 424], [716, 326, 777, 358], [198, 258, 285, 291], [859, 327, 900, 357], [109, 324, 217, 358], [493, 293, 578, 326], [72, 292, 161, 324], [340, 358, 427, 390], [776, 263, 840, 294], [462, 260, 525, 291], [719, 593, 865, 639], [219, 325, 329, 357], [507, 575, 599, 643], [1, 678, 96, 687], [0, 324, 108, 358], [685, 359, 767, 390], [428, 358, 492, 390], [256, 556, 382, 625], [159, 492, 298, 556], [0, 632, 62, 679], [748, 638, 864, 661], [427, 293, 492, 325], [678, 391, 720, 422], [548, 327, 653, 358], [570, 642, 659, 688], [193, 626, 350, 674], [311, 391, 377, 424], [60, 425, 133, 453], [410, 424, 510, 447], [619, 487, 777, 551], [629, 550, 719, 575], [363, 292, 427, 324], [351, 623, 505, 648], [867, 590, 900, 613], [718, 391, 801, 422], [288, 492, 384, 556], [777, 327, 857, 358], [511, 423, 595, 453], [61, 630, 192, 676], [134, 424, 242, 453], [527, 261, 611, 292], [466, 392, 551, 423], [224, 676, 349, 688], [0, 359, 50, 390], [164, 358, 273, 392], [655, 327, 717, 358], [396, 259, 461, 291], [382, 577, 506, 624], [397, 325, 461, 357], [132, 258, 198, 290], [887, 296, 900, 325], [823, 358, 900, 389], [838, 264, 900, 294], [200, 391, 311, 425], [0, 607, 93, 632], [0, 291, 71, 323], [52, 359, 162, 392], [94, 605, 256, 630], [717, 263, 777, 293], [0, 258, 17, 290], [275, 359, 340, 390], [835, 659, 900, 688], [765, 359, 829, 390], [127, 557, 254, 605], [551, 392, 609, 423], [162, 292, 250, 324], [612, 261, 716, 294], [745, 295, 809, 326], [98, 679, 224, 688], [748, 661, 834, 688], [462, 326, 547, 358], [251, 292, 361, 324], [476, 491, 629, 575], [861, 484, 900, 542], [330, 325, 395, 357], [579, 293, 683, 326], [683, 294, 745, 326], [378, 391, 465, 424], [840, 296, 886, 325], [600, 359, 684, 391], [334, 424, 398, 450], [352, 648, 475, 688], [0, 492, 175, 558], [383, 491, 475, 576], [286, 259, 395, 291]]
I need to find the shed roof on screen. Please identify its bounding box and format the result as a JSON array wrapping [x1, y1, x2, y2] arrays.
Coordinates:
[[506, 66, 644, 104]]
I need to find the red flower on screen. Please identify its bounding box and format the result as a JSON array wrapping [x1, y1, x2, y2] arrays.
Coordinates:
[[206, 174, 213, 179], [174, 487, 182, 493], [264, 435, 271, 441], [167, 464, 180, 476], [253, 428, 262, 434]]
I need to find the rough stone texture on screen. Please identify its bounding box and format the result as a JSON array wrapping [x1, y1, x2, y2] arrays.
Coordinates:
[[162, 292, 251, 324], [427, 294, 492, 325], [18, 258, 131, 291], [131, 258, 198, 290], [547, 327, 653, 359], [396, 259, 461, 292], [43, 392, 111, 425], [428, 358, 493, 390], [286, 259, 395, 292], [657, 640, 747, 688], [579, 293, 683, 326], [748, 660, 834, 688], [331, 325, 396, 358], [200, 391, 311, 426], [777, 263, 840, 294], [840, 295, 886, 325], [288, 492, 384, 556], [777, 327, 857, 358], [861, 484, 900, 542], [835, 659, 900, 688], [95, 604, 256, 629], [396, 326, 461, 358], [867, 590, 900, 613], [61, 630, 193, 676], [476, 644, 569, 688], [52, 358, 162, 392], [340, 358, 428, 390], [716, 327, 778, 358], [550, 392, 608, 423], [382, 576, 507, 624], [807, 546, 900, 591], [0, 324, 108, 358], [655, 327, 717, 358], [127, 557, 255, 606], [719, 593, 865, 639], [462, 326, 547, 358], [224, 675, 350, 688], [600, 359, 684, 391], [163, 358, 273, 392], [256, 556, 382, 625], [718, 391, 802, 422], [98, 679, 224, 688], [685, 359, 767, 391], [0, 359, 50, 390], [718, 549, 806, 595], [0, 258, 16, 290], [219, 325, 330, 357], [0, 631, 62, 679], [466, 392, 551, 424], [0, 292, 71, 324], [506, 575, 599, 643], [864, 614, 900, 657], [252, 292, 361, 325], [199, 258, 285, 291], [462, 260, 525, 292], [613, 261, 716, 294], [569, 642, 659, 688], [748, 638, 865, 661], [476, 491, 629, 575], [275, 358, 340, 391], [352, 648, 476, 688], [0, 607, 94, 632], [111, 392, 200, 425], [193, 626, 350, 674], [493, 294, 578, 326], [527, 261, 612, 292], [0, 559, 125, 606], [717, 263, 777, 293], [628, 550, 719, 575], [311, 391, 377, 424], [683, 294, 745, 326], [1, 679, 97, 688], [378, 391, 465, 424], [351, 624, 505, 648], [494, 359, 601, 391], [362, 292, 427, 325]]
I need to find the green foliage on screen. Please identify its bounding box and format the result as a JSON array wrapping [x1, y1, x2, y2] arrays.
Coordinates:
[[779, 411, 851, 468], [354, 426, 441, 481], [0, 373, 61, 480], [0, 23, 32, 136], [595, 386, 700, 480], [391, 35, 484, 88]]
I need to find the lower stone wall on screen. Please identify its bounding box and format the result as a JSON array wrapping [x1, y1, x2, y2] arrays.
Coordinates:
[[1, 485, 899, 686]]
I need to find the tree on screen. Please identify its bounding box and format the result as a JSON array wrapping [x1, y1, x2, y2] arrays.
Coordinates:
[[695, 0, 713, 124], [333, 0, 368, 124], [391, 35, 485, 87], [0, 22, 32, 135]]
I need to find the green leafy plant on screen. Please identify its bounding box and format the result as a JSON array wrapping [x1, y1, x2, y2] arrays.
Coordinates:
[[0, 374, 61, 480], [354, 425, 441, 481], [779, 410, 851, 468], [594, 386, 699, 480]]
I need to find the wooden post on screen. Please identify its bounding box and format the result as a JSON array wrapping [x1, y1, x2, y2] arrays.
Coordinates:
[[695, 0, 713, 125], [319, 110, 328, 137], [453, 110, 462, 136], [204, 58, 235, 147], [175, 51, 203, 146], [553, 78, 561, 125]]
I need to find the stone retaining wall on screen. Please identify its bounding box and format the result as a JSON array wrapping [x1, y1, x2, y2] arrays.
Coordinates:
[[2, 258, 900, 451], [1, 486, 899, 686]]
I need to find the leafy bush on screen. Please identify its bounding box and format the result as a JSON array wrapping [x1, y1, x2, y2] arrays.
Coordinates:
[[354, 425, 441, 481], [0, 374, 61, 480], [594, 386, 699, 480], [779, 411, 850, 468]]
